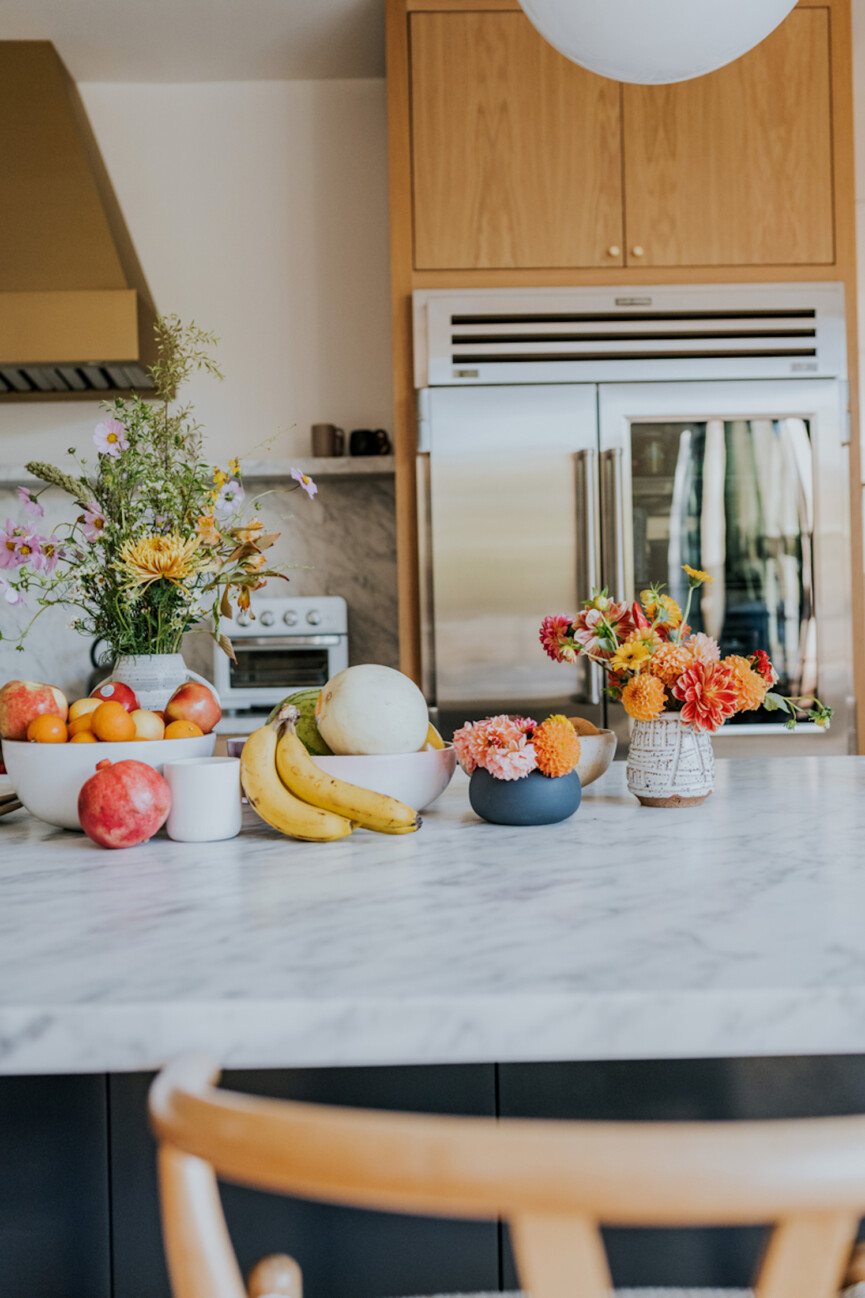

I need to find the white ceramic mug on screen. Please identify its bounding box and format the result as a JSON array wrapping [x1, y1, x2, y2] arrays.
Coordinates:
[[162, 757, 242, 842]]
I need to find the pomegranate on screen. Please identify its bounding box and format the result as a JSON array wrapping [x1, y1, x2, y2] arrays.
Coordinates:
[[78, 759, 171, 849], [165, 681, 221, 735]]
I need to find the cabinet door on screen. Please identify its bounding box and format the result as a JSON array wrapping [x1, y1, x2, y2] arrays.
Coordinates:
[[622, 8, 834, 268], [410, 10, 623, 270]]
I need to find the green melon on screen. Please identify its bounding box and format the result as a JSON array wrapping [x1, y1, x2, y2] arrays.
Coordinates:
[[266, 688, 333, 756]]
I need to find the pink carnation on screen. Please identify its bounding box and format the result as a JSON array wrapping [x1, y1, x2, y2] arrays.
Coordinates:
[[484, 744, 537, 781], [452, 714, 538, 780]]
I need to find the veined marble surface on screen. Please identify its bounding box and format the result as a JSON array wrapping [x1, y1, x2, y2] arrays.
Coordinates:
[[3, 756, 865, 1075]]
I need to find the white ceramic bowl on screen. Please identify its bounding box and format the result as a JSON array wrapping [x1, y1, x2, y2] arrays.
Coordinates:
[[311, 745, 457, 811], [574, 728, 617, 788], [3, 734, 216, 830]]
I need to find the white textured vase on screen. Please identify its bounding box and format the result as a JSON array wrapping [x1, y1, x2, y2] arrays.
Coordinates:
[[626, 713, 715, 807], [98, 654, 216, 712]]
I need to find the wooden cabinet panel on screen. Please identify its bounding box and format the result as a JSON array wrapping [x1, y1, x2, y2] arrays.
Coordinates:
[[410, 10, 623, 270], [622, 9, 834, 267]]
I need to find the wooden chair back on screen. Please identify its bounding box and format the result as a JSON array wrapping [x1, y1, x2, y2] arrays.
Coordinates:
[[149, 1054, 865, 1298]]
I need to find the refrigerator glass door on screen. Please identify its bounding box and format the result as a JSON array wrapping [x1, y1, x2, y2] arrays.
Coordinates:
[[425, 384, 601, 732], [599, 380, 851, 751]]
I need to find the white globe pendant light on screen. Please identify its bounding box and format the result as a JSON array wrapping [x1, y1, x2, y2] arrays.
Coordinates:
[[518, 0, 799, 84]]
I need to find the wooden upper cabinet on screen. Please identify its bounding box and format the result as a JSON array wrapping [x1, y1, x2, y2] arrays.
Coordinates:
[[409, 10, 624, 270], [622, 8, 835, 267]]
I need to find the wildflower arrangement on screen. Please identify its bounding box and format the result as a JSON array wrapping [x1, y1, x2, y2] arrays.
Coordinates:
[[0, 317, 317, 660], [453, 713, 581, 781], [539, 565, 832, 734]]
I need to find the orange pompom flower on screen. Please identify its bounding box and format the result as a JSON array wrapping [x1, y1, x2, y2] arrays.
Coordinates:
[[622, 674, 667, 722], [722, 654, 769, 712], [533, 714, 581, 777], [650, 642, 692, 687]]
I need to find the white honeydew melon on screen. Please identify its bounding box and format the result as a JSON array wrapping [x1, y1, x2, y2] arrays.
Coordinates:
[[315, 664, 429, 755]]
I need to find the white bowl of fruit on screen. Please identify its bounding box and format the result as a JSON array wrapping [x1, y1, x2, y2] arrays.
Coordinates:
[[0, 677, 219, 830]]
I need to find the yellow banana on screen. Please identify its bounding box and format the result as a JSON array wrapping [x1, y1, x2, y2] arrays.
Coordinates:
[[422, 722, 445, 750], [241, 724, 353, 842], [274, 706, 422, 835]]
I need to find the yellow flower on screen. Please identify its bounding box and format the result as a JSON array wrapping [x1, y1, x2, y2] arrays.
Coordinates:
[[119, 534, 211, 590], [683, 564, 713, 586], [196, 514, 221, 546], [640, 590, 682, 626], [622, 674, 667, 721], [627, 626, 662, 652], [228, 457, 240, 476], [610, 640, 650, 673], [212, 467, 228, 489]]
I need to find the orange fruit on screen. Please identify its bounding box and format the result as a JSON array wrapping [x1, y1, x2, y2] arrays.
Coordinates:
[[91, 700, 136, 743], [27, 714, 68, 743], [69, 697, 102, 722], [70, 731, 98, 743], [69, 713, 96, 737], [164, 719, 203, 739]]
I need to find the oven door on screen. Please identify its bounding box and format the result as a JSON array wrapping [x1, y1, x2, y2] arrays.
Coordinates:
[[220, 635, 345, 709], [598, 379, 853, 755]]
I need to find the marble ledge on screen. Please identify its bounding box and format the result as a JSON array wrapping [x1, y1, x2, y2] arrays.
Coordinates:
[[0, 456, 395, 488], [6, 756, 865, 1076]]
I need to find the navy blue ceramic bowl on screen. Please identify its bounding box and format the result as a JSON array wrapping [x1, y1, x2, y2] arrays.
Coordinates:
[[468, 766, 581, 826]]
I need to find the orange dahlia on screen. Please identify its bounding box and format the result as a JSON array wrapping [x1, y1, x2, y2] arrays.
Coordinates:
[[622, 674, 667, 721], [722, 654, 769, 712], [672, 660, 739, 732], [650, 642, 692, 687], [533, 714, 581, 777]]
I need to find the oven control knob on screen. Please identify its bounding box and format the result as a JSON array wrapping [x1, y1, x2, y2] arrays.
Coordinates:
[[237, 611, 252, 627], [283, 610, 298, 627], [306, 609, 322, 626], [260, 611, 275, 627]]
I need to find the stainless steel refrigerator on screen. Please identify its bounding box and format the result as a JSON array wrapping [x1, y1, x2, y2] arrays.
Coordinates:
[[414, 283, 854, 755]]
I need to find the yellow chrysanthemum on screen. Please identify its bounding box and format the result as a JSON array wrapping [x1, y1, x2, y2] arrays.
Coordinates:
[[119, 534, 210, 590], [683, 564, 714, 585], [650, 642, 693, 687], [640, 590, 683, 626], [610, 640, 650, 673], [533, 715, 581, 778], [622, 674, 667, 722], [722, 654, 768, 712]]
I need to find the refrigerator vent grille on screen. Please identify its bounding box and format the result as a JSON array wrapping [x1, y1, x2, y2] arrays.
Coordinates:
[[415, 287, 845, 385]]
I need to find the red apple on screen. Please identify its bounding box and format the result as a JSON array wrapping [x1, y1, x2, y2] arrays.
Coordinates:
[[78, 759, 171, 849], [165, 681, 221, 735], [90, 680, 140, 712], [0, 679, 69, 741], [130, 709, 165, 741]]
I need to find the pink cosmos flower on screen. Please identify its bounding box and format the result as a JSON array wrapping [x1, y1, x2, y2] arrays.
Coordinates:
[[687, 632, 721, 662], [0, 520, 40, 569], [38, 535, 65, 575], [16, 487, 44, 518], [0, 576, 25, 606], [81, 509, 106, 543], [539, 614, 577, 663], [214, 480, 245, 519], [290, 467, 318, 500], [93, 419, 128, 458]]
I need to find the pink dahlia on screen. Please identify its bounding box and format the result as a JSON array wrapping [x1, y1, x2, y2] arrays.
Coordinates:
[[672, 660, 739, 733], [686, 632, 721, 662], [452, 714, 538, 780], [484, 744, 537, 781], [539, 614, 577, 663]]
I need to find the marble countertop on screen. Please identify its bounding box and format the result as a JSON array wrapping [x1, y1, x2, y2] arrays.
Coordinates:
[[3, 756, 865, 1076]]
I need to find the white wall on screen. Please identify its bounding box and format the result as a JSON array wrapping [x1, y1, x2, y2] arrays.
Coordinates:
[[0, 78, 393, 465]]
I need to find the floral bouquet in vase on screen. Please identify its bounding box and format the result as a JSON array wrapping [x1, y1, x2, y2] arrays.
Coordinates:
[[453, 713, 583, 825], [540, 566, 832, 808]]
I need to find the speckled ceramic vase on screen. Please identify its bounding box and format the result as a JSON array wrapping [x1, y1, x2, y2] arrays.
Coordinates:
[[626, 713, 714, 807], [469, 767, 582, 826], [96, 654, 216, 712]]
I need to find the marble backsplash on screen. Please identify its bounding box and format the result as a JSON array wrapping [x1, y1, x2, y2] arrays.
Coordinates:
[[0, 470, 398, 702]]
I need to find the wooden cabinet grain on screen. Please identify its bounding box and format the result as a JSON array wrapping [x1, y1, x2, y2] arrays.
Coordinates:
[[410, 10, 624, 270]]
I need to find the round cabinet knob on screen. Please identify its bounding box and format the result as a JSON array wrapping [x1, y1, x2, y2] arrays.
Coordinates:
[[283, 610, 298, 627], [237, 611, 251, 627], [631, 245, 645, 258], [260, 611, 275, 627], [607, 245, 621, 257], [306, 609, 322, 626]]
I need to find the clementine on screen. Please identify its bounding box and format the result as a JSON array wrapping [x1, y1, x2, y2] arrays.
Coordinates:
[[69, 713, 96, 737], [27, 714, 68, 743], [164, 719, 204, 739], [70, 731, 99, 743], [91, 700, 136, 743]]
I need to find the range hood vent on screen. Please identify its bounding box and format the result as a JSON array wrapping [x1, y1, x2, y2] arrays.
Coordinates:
[[0, 42, 157, 401], [414, 284, 847, 386]]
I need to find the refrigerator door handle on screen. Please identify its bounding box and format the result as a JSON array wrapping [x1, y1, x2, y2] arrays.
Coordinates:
[[575, 448, 600, 706], [600, 446, 626, 602]]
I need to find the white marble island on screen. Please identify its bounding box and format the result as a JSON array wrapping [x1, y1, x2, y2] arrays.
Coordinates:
[[2, 756, 865, 1076]]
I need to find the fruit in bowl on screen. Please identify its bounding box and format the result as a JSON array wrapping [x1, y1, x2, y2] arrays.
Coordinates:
[[0, 680, 68, 741], [315, 664, 429, 755], [567, 717, 618, 788], [2, 732, 216, 830]]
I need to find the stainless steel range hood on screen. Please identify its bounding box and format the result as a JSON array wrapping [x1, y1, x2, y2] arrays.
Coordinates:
[[0, 41, 157, 400]]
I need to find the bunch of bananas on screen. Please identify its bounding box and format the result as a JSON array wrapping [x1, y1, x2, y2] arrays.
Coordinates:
[[240, 704, 422, 842]]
